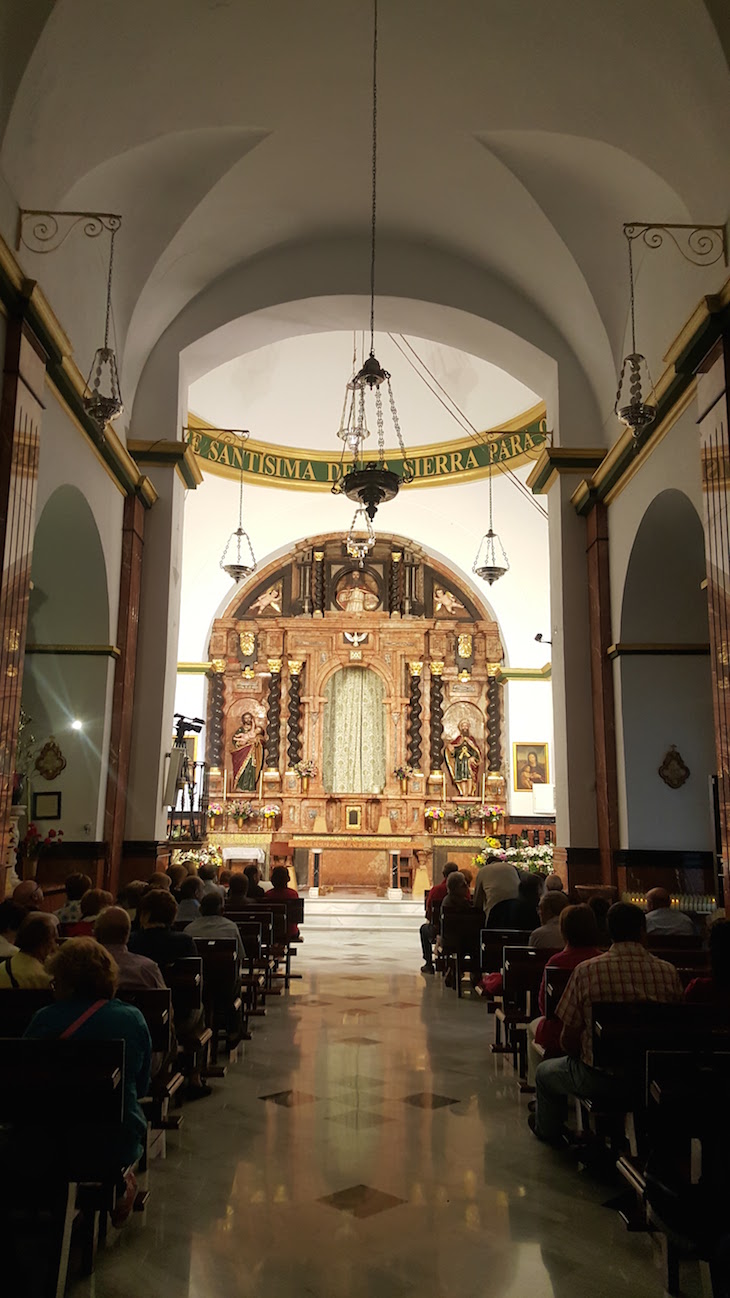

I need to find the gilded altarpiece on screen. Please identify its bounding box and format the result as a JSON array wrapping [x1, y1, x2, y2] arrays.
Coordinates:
[[206, 533, 505, 894]]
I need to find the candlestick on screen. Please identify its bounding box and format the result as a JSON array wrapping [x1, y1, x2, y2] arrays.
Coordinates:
[[223, 767, 227, 801], [481, 770, 486, 803]]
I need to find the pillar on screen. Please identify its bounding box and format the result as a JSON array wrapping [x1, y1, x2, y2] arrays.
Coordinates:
[[429, 660, 444, 776], [103, 494, 145, 893], [124, 442, 201, 850], [696, 329, 730, 896], [407, 661, 423, 771], [265, 658, 283, 773], [0, 313, 46, 883], [286, 659, 304, 769], [586, 503, 619, 885]]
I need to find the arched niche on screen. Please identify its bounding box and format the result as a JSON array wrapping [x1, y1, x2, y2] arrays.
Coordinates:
[[618, 489, 714, 851], [22, 485, 111, 839]]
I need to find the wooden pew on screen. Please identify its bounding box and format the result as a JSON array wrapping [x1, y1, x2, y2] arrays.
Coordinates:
[[161, 956, 212, 1084], [115, 987, 185, 1140], [0, 987, 53, 1036], [479, 928, 533, 974], [440, 910, 484, 997], [0, 1038, 127, 1293], [492, 946, 554, 1076], [192, 938, 243, 1066]]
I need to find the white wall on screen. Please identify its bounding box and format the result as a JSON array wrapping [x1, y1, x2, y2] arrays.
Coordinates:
[[505, 679, 554, 817]]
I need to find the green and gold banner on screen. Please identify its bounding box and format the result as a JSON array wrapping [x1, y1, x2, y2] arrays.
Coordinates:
[[186, 409, 548, 491]]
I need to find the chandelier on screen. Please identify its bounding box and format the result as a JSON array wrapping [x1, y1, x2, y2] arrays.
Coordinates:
[[332, 0, 413, 520], [220, 432, 257, 582], [614, 230, 657, 447], [345, 507, 376, 568], [472, 455, 509, 586], [83, 221, 124, 431]]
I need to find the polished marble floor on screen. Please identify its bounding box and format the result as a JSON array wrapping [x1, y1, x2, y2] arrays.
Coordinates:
[[73, 931, 699, 1298]]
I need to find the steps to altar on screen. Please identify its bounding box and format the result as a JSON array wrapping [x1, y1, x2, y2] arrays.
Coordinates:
[[300, 893, 424, 933]]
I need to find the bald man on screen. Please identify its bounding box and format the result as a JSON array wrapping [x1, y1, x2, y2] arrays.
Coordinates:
[[13, 880, 45, 914], [645, 887, 694, 937]]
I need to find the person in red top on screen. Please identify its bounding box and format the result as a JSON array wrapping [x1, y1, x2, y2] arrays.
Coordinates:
[[265, 865, 301, 941], [525, 904, 601, 1085], [63, 888, 114, 937], [420, 862, 458, 974], [685, 919, 730, 1005]]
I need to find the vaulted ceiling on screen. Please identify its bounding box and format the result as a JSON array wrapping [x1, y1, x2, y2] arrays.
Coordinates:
[[1, 0, 728, 446]]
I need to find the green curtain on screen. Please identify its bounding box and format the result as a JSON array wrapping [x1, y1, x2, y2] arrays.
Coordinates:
[[323, 667, 386, 794]]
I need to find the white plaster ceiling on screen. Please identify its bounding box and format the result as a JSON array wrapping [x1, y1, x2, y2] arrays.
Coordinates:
[[1, 0, 728, 442], [188, 330, 539, 450]]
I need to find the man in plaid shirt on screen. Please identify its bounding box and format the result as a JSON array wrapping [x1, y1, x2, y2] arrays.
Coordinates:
[[530, 902, 683, 1146]]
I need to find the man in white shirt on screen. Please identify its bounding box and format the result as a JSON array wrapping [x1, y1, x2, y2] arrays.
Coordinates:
[[473, 855, 519, 924], [645, 888, 695, 938], [184, 893, 245, 962], [0, 899, 24, 957]]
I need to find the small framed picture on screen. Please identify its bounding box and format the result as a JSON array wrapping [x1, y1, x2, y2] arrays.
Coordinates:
[[513, 744, 549, 793], [32, 790, 61, 820], [345, 805, 362, 830]]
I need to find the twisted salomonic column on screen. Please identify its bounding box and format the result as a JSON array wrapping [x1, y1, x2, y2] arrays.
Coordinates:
[[429, 660, 444, 776], [407, 661, 423, 771], [207, 659, 226, 769], [389, 551, 403, 615], [287, 659, 304, 769], [265, 658, 282, 770], [312, 550, 325, 616], [487, 670, 502, 774]]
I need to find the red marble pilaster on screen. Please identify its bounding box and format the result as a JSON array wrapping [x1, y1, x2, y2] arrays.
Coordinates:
[[0, 316, 46, 890], [586, 503, 619, 886], [103, 494, 145, 894], [696, 331, 730, 897]]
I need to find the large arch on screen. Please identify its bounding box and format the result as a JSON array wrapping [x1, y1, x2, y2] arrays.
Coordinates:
[[22, 485, 112, 840], [617, 489, 714, 852]]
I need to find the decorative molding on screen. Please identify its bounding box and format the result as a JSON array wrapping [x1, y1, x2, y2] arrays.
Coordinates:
[[25, 643, 121, 659], [607, 642, 710, 659], [127, 439, 203, 490], [527, 447, 606, 496]]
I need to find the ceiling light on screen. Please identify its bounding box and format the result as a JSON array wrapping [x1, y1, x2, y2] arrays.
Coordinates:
[[220, 431, 257, 582], [345, 507, 376, 568], [473, 456, 509, 586], [331, 0, 413, 520], [83, 221, 124, 433]]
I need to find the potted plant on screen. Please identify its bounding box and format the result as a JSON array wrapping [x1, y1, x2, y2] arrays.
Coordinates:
[[261, 803, 281, 828], [393, 764, 412, 793], [18, 824, 64, 880], [292, 760, 316, 794], [425, 805, 445, 834], [208, 801, 224, 827], [479, 804, 503, 832], [453, 805, 473, 834]]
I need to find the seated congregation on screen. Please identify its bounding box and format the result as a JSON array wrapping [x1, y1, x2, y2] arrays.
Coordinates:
[[0, 861, 304, 1295], [420, 855, 730, 1296]]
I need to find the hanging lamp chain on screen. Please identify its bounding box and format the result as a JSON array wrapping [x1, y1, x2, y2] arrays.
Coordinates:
[[369, 0, 378, 356], [627, 233, 637, 356], [104, 226, 116, 351]]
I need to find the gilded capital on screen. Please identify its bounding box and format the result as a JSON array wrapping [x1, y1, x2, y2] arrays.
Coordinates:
[[313, 551, 325, 562], [430, 661, 444, 676], [268, 658, 283, 674], [487, 661, 502, 678], [391, 551, 403, 562], [288, 659, 304, 675], [210, 657, 227, 674], [408, 661, 423, 677]]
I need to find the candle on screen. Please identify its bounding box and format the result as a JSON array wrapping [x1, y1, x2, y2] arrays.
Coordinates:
[[223, 767, 227, 801]]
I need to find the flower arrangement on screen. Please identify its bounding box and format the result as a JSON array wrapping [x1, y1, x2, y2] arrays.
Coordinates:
[[479, 805, 503, 820], [208, 802, 225, 817], [393, 765, 412, 781], [293, 760, 317, 779], [453, 805, 473, 827], [173, 844, 223, 870], [18, 823, 63, 871], [472, 837, 554, 874], [424, 805, 445, 821], [261, 803, 281, 819]]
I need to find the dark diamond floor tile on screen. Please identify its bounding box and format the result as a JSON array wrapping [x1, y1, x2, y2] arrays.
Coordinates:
[[318, 1183, 406, 1217], [401, 1092, 460, 1109], [259, 1090, 318, 1106], [338, 1036, 381, 1045]]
